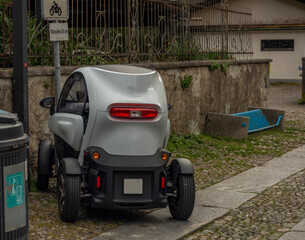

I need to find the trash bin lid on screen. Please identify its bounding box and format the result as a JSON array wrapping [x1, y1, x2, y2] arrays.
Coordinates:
[[0, 109, 18, 124], [0, 110, 28, 148]]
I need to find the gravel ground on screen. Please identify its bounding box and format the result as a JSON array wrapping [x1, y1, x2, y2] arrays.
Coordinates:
[[28, 179, 150, 239], [268, 83, 304, 113], [28, 83, 305, 239]]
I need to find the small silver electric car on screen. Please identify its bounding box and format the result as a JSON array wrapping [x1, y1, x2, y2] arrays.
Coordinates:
[[37, 65, 195, 222]]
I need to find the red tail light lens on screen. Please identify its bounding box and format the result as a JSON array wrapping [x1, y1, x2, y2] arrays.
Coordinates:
[[161, 177, 165, 189], [110, 107, 158, 119], [97, 176, 101, 189]]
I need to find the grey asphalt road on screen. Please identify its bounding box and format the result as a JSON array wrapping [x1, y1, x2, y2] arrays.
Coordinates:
[[268, 84, 305, 112]]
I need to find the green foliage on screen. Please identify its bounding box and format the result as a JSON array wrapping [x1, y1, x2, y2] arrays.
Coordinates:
[[27, 14, 51, 66], [221, 63, 229, 72], [165, 38, 235, 62], [43, 81, 50, 89], [0, 4, 13, 67], [0, 8, 51, 67], [169, 41, 205, 61], [298, 98, 305, 104], [62, 28, 121, 65], [208, 62, 220, 71], [180, 75, 193, 90]]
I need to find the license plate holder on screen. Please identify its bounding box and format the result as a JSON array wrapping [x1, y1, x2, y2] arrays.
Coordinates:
[[123, 178, 143, 195]]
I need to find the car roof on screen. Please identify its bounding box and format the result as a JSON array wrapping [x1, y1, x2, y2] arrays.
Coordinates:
[[94, 65, 155, 75]]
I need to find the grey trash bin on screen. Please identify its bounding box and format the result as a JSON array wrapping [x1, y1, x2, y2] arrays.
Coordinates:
[[0, 110, 29, 240]]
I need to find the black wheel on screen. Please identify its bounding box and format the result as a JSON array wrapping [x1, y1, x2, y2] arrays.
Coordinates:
[[58, 8, 62, 16], [49, 8, 54, 16], [36, 139, 53, 191], [169, 174, 195, 220], [57, 166, 81, 222]]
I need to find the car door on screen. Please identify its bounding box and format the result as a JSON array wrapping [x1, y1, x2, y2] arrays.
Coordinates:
[[49, 72, 89, 157]]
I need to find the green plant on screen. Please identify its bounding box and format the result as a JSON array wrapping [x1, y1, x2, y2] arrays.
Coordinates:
[[221, 63, 229, 72], [43, 81, 50, 89], [0, 3, 13, 67], [180, 75, 193, 90], [208, 62, 220, 71], [0, 7, 52, 67], [298, 98, 305, 104], [27, 13, 51, 66]]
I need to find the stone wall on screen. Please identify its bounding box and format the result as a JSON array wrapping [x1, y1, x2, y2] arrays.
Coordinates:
[[0, 60, 271, 170], [144, 60, 270, 135]]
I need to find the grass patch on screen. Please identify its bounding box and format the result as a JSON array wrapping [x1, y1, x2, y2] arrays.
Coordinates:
[[167, 112, 305, 190]]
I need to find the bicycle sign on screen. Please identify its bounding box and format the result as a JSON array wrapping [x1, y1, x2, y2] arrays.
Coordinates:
[[41, 0, 69, 21]]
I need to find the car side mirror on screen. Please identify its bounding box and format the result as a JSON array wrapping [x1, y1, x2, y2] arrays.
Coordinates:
[[168, 104, 172, 111], [39, 97, 55, 115]]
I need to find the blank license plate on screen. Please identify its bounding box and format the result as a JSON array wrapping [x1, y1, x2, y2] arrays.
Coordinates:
[[124, 178, 143, 195]]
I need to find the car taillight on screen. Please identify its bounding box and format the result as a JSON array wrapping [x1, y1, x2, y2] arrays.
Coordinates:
[[110, 107, 158, 119], [97, 176, 101, 189], [161, 177, 165, 189]]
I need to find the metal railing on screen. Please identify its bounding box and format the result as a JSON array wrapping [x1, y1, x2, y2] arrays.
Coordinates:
[[0, 0, 252, 68]]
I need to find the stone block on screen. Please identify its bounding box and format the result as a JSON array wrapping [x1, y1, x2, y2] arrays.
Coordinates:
[[205, 112, 249, 140], [205, 107, 285, 140]]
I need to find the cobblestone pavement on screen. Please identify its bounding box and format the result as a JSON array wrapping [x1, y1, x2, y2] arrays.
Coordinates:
[[183, 84, 305, 240], [185, 169, 305, 240]]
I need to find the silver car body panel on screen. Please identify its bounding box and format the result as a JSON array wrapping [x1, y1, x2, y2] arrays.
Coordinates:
[[163, 119, 170, 148], [52, 65, 170, 165], [88, 111, 168, 156], [49, 113, 84, 151]]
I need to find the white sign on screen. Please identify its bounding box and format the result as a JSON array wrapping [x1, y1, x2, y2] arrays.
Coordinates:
[[49, 22, 69, 41], [42, 0, 69, 21]]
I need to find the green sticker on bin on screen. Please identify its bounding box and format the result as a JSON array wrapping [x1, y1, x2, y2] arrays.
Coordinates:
[[6, 172, 25, 208]]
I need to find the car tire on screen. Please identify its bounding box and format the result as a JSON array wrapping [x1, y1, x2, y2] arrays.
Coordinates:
[[169, 174, 195, 220], [37, 139, 53, 191], [57, 166, 81, 222]]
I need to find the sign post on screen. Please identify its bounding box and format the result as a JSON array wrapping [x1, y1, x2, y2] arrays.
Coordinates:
[[41, 0, 69, 102]]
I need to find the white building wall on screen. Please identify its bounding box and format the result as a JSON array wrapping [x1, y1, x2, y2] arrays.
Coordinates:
[[252, 31, 305, 80], [230, 0, 305, 23], [230, 0, 305, 81]]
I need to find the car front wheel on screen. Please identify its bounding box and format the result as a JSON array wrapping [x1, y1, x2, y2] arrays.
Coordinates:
[[57, 166, 81, 222]]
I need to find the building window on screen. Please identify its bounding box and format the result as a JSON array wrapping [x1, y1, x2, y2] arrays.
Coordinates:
[[261, 39, 294, 51]]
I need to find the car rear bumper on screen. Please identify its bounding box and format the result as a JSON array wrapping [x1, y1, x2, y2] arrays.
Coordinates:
[[83, 147, 170, 209]]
